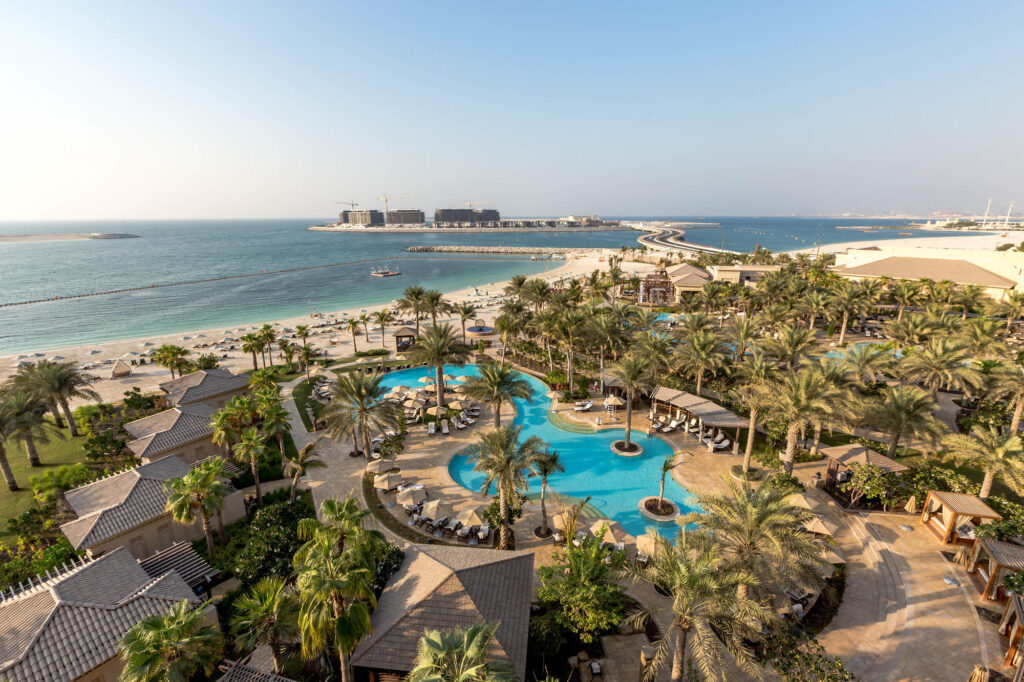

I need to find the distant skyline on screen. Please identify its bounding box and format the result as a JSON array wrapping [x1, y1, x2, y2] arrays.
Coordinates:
[[1, 2, 1022, 220]]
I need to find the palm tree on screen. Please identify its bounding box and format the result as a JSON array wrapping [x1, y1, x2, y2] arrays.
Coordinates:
[[0, 389, 54, 467], [153, 344, 190, 378], [461, 363, 533, 428], [373, 309, 394, 347], [522, 278, 551, 314], [346, 318, 361, 353], [891, 280, 921, 322], [732, 353, 776, 474], [285, 440, 326, 501], [6, 360, 66, 428], [769, 368, 842, 474], [898, 338, 983, 397], [25, 361, 98, 437], [453, 302, 479, 344], [606, 355, 652, 451], [504, 274, 529, 300], [634, 329, 676, 378], [279, 338, 296, 369], [295, 324, 311, 350], [956, 284, 985, 319], [841, 341, 892, 386], [399, 285, 427, 335], [685, 477, 827, 601], [587, 314, 625, 388], [323, 372, 400, 460], [231, 577, 299, 673], [299, 345, 315, 383], [531, 450, 564, 537], [758, 324, 815, 370], [407, 623, 518, 682], [990, 291, 1024, 336], [494, 312, 524, 366], [241, 334, 263, 371], [799, 290, 829, 331], [627, 530, 772, 682], [552, 308, 587, 393], [886, 312, 934, 351], [990, 363, 1024, 433], [724, 315, 758, 362], [943, 426, 1024, 499], [958, 317, 1008, 358], [359, 313, 371, 343], [258, 395, 291, 461], [865, 385, 945, 457], [828, 281, 866, 346], [676, 329, 726, 395], [656, 455, 680, 513], [261, 324, 278, 365], [234, 426, 269, 505], [0, 409, 20, 490], [465, 425, 546, 549], [165, 459, 230, 560], [297, 496, 382, 558], [118, 599, 222, 682], [408, 323, 470, 408]]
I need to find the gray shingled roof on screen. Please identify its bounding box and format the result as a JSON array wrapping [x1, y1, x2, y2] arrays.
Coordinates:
[[219, 663, 296, 682], [60, 457, 191, 549], [124, 404, 216, 457], [838, 256, 1016, 288], [351, 546, 534, 678], [159, 369, 250, 406], [138, 542, 218, 592], [667, 263, 711, 288], [0, 548, 199, 682]]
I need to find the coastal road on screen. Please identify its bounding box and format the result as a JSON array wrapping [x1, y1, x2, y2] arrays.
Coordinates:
[[636, 226, 738, 254]]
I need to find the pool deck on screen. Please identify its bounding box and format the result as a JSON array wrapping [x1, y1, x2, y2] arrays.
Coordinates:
[[282, 369, 1015, 681]]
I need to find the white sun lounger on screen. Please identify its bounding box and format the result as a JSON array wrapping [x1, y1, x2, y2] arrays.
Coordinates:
[[441, 419, 450, 435], [460, 411, 476, 425], [427, 422, 436, 436], [453, 417, 466, 429], [660, 419, 680, 433]]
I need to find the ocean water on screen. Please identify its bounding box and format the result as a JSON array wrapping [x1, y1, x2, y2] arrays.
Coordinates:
[[0, 217, 975, 355]]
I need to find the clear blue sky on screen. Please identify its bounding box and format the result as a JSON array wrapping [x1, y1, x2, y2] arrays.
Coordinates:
[[2, 1, 1022, 219]]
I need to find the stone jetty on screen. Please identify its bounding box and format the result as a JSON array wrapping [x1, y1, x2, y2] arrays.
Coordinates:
[[405, 245, 604, 255]]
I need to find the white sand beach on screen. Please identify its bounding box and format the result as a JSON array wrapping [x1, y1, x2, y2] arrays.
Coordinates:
[[788, 230, 1017, 254]]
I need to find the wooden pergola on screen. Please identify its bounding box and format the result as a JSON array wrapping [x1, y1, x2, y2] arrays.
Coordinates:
[[969, 537, 1024, 602], [821, 443, 908, 489], [921, 490, 1003, 545], [650, 386, 747, 454], [998, 594, 1024, 678], [393, 327, 416, 352]]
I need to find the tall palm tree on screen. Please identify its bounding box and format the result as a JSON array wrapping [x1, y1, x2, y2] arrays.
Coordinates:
[[153, 344, 191, 378], [676, 329, 726, 395], [399, 284, 428, 335], [373, 309, 394, 347], [634, 329, 676, 378], [359, 313, 371, 344], [957, 317, 1008, 359], [323, 372, 400, 460], [758, 324, 815, 370], [587, 314, 625, 389], [295, 324, 311, 350], [165, 459, 230, 560], [279, 338, 296, 369], [461, 363, 533, 428], [408, 323, 470, 408], [685, 477, 827, 601], [885, 312, 934, 351], [799, 289, 829, 331], [299, 345, 315, 383], [258, 396, 291, 462], [241, 334, 263, 371], [231, 577, 299, 673], [656, 455, 680, 513], [454, 302, 479, 344], [990, 291, 1024, 336], [285, 440, 326, 501], [234, 426, 269, 505], [208, 408, 237, 456], [865, 385, 945, 457], [118, 599, 222, 682], [0, 409, 20, 490], [898, 338, 983, 397], [956, 284, 985, 319], [627, 530, 772, 682], [724, 315, 759, 362], [503, 274, 529, 300], [732, 353, 776, 474], [531, 449, 564, 537], [6, 360, 66, 428], [346, 318, 361, 353], [25, 361, 98, 437], [769, 368, 842, 474], [0, 389, 54, 466], [465, 425, 546, 549], [297, 496, 383, 558], [841, 341, 893, 386], [552, 308, 587, 393], [606, 354, 652, 451], [990, 363, 1024, 433], [828, 281, 865, 347], [890, 280, 921, 322], [407, 623, 518, 682], [261, 324, 278, 366], [943, 425, 1024, 499]]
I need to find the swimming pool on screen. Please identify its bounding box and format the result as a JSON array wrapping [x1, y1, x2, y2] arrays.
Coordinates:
[[376, 363, 699, 537]]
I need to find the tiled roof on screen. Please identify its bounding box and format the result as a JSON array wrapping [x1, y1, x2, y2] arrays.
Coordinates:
[[351, 547, 534, 678], [60, 457, 191, 549], [820, 444, 909, 474], [138, 542, 218, 593], [930, 490, 1003, 519], [393, 327, 417, 337], [219, 663, 296, 682], [159, 369, 250, 406], [0, 548, 198, 682], [667, 264, 711, 288], [124, 404, 216, 457], [837, 257, 1016, 288]]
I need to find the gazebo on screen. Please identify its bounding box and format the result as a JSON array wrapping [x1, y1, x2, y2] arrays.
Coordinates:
[[109, 359, 133, 379], [997, 594, 1024, 676], [821, 444, 908, 489], [968, 537, 1024, 601], [393, 327, 416, 352], [920, 490, 1003, 545], [650, 386, 747, 454]]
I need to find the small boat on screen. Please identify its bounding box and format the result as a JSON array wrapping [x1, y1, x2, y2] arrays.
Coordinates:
[[899, 232, 912, 235], [370, 267, 401, 277]]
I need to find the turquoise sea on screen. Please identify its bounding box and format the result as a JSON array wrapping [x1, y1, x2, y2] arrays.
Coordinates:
[[0, 217, 975, 355]]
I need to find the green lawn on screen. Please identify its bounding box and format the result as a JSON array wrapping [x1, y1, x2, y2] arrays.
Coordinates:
[[292, 380, 324, 432], [0, 425, 87, 545]]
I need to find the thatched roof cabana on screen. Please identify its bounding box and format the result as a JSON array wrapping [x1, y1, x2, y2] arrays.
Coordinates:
[[393, 327, 416, 351], [822, 443, 908, 489], [921, 490, 1002, 545], [969, 537, 1024, 601]]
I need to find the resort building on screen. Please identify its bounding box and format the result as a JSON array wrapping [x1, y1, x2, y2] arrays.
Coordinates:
[[833, 246, 1024, 300], [706, 263, 781, 286], [666, 262, 712, 295], [0, 547, 207, 682], [386, 209, 425, 225], [433, 208, 501, 227], [123, 403, 219, 464], [158, 368, 251, 409], [218, 662, 297, 682], [59, 456, 246, 559], [351, 546, 534, 681]]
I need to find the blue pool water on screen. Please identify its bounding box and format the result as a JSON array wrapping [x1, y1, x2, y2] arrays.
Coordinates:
[[377, 363, 699, 537]]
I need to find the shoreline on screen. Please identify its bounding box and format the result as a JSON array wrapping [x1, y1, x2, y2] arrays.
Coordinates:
[[0, 233, 139, 243], [784, 231, 1013, 254], [308, 225, 630, 234]]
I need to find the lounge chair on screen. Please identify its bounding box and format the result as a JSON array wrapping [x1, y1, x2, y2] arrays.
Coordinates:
[[441, 419, 450, 435], [477, 524, 491, 542], [660, 419, 680, 433], [460, 411, 476, 425], [443, 519, 462, 537], [573, 400, 593, 412], [636, 551, 650, 567], [589, 661, 602, 677], [453, 417, 466, 429], [456, 525, 472, 540], [397, 482, 424, 493], [427, 422, 436, 436]]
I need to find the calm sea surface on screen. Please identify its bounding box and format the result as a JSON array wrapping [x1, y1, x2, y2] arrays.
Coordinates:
[[0, 217, 974, 354]]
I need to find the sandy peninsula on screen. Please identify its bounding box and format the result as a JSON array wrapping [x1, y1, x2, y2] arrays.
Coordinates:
[[0, 233, 139, 243]]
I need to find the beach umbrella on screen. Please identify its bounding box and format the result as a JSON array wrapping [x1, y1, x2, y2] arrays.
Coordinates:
[[425, 405, 446, 416], [635, 533, 660, 557], [453, 375, 471, 382], [366, 459, 397, 475], [788, 492, 824, 512], [396, 488, 427, 505], [458, 506, 486, 527], [604, 395, 625, 407], [403, 398, 423, 409], [442, 374, 455, 381], [821, 544, 847, 565], [421, 500, 453, 520], [418, 376, 435, 384], [590, 519, 628, 543], [545, 390, 561, 403], [446, 400, 467, 411], [384, 390, 404, 400], [391, 385, 410, 394], [803, 516, 840, 537], [373, 472, 403, 490]]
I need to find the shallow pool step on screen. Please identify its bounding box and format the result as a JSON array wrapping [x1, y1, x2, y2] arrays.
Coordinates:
[[547, 412, 596, 433]]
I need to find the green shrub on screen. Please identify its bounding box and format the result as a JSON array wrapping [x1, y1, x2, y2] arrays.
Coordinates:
[[355, 348, 389, 358], [543, 370, 568, 387], [764, 472, 804, 494], [0, 538, 80, 591], [29, 464, 95, 505], [373, 543, 405, 597], [231, 499, 315, 585]]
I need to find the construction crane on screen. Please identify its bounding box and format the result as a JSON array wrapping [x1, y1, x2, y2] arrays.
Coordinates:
[[377, 194, 409, 216], [462, 199, 494, 209], [335, 200, 359, 209]]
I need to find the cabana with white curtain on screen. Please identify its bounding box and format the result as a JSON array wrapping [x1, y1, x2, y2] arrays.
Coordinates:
[[650, 386, 747, 454]]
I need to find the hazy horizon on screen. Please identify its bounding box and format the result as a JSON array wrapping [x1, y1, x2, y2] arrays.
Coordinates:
[[2, 2, 1022, 220]]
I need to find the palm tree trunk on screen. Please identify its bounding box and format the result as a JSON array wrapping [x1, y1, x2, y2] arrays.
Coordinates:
[[60, 399, 79, 437], [783, 422, 801, 474], [498, 484, 511, 549], [49, 403, 65, 428], [0, 445, 18, 491], [547, 342, 554, 372], [252, 460, 263, 505], [436, 365, 445, 408], [493, 398, 502, 429], [540, 480, 549, 535], [251, 353, 258, 371], [290, 473, 300, 502], [658, 473, 666, 508], [1011, 395, 1024, 434], [461, 320, 467, 344], [217, 509, 226, 545], [671, 626, 688, 682], [23, 436, 40, 467], [267, 345, 274, 366], [743, 408, 758, 473], [623, 395, 633, 448], [838, 311, 849, 346], [599, 349, 605, 390], [277, 433, 286, 463], [980, 469, 996, 499], [202, 514, 216, 561], [362, 422, 374, 463], [566, 346, 575, 393], [696, 371, 703, 396], [809, 423, 822, 457], [351, 333, 358, 353], [888, 432, 901, 458], [897, 304, 905, 322], [808, 314, 816, 332], [340, 647, 351, 682]]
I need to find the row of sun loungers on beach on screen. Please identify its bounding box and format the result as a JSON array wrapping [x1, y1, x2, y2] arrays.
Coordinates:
[[402, 500, 492, 544]]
